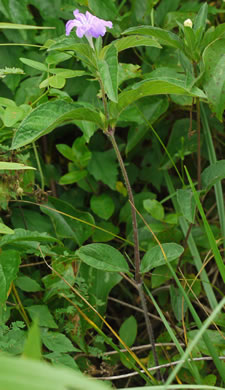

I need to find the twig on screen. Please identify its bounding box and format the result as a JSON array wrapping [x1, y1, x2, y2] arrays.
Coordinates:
[[98, 356, 225, 380]]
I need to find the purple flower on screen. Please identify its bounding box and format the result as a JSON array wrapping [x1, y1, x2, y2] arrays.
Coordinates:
[[65, 9, 113, 40]]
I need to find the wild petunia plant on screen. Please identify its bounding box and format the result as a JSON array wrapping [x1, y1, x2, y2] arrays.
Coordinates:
[[2, 1, 225, 387]]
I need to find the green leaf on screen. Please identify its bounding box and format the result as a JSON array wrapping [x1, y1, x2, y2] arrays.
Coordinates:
[[56, 144, 74, 161], [104, 35, 161, 54], [90, 194, 115, 220], [40, 197, 94, 246], [39, 75, 66, 89], [2, 105, 24, 127], [0, 222, 14, 235], [0, 250, 21, 305], [92, 221, 119, 242], [11, 100, 103, 149], [143, 199, 164, 221], [0, 162, 35, 170], [59, 170, 88, 185], [45, 352, 79, 370], [0, 22, 55, 30], [23, 320, 42, 360], [76, 243, 129, 272], [119, 316, 137, 348], [0, 353, 109, 390], [193, 3, 208, 43], [80, 263, 122, 328], [98, 44, 118, 103], [49, 69, 87, 78], [15, 276, 42, 292], [113, 78, 206, 118], [201, 160, 225, 190], [41, 331, 79, 353], [177, 189, 196, 223], [202, 38, 225, 121], [20, 58, 48, 72], [88, 151, 118, 190], [88, 0, 117, 20], [0, 228, 61, 247], [140, 243, 184, 274], [26, 305, 58, 329], [122, 26, 184, 50]]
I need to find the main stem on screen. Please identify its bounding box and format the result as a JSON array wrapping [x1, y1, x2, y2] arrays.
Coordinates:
[[98, 77, 161, 379], [106, 128, 161, 381], [107, 129, 141, 283]]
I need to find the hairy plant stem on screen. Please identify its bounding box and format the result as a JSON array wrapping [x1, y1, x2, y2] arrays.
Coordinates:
[[106, 128, 161, 381], [106, 129, 141, 282], [98, 76, 161, 379]]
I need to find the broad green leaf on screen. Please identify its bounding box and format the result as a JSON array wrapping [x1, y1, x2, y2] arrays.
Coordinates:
[[0, 162, 35, 170], [177, 189, 196, 223], [143, 199, 164, 221], [59, 170, 88, 185], [113, 78, 206, 118], [20, 58, 48, 72], [15, 276, 42, 292], [119, 316, 137, 348], [98, 44, 118, 103], [0, 353, 108, 390], [201, 23, 225, 50], [0, 228, 61, 247], [39, 75, 66, 89], [0, 97, 16, 107], [11, 100, 103, 149], [56, 144, 74, 161], [140, 243, 184, 273], [76, 243, 129, 272], [0, 22, 55, 30], [88, 151, 118, 190], [48, 69, 87, 78], [193, 3, 208, 43], [122, 26, 184, 50], [45, 352, 79, 370], [88, 0, 117, 19], [92, 221, 119, 242], [40, 197, 94, 246], [2, 105, 24, 127], [0, 250, 21, 304], [0, 222, 14, 235], [201, 160, 225, 190], [103, 35, 161, 54], [202, 38, 225, 121], [26, 305, 58, 328], [90, 194, 115, 220], [80, 263, 122, 328], [48, 40, 97, 70], [23, 321, 42, 361], [41, 332, 79, 353]]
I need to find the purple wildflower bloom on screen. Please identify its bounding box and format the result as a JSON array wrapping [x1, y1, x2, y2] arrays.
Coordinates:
[[65, 9, 113, 39]]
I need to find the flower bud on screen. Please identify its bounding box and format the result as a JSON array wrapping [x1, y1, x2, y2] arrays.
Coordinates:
[[184, 19, 193, 28]]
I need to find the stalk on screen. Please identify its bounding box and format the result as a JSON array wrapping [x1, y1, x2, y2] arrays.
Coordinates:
[[98, 80, 161, 380]]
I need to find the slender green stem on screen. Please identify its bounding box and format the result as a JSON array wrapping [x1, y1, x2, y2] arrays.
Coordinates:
[[32, 141, 44, 191]]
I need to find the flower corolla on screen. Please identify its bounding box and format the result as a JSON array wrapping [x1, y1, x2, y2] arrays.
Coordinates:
[[184, 18, 193, 28], [66, 9, 113, 41]]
